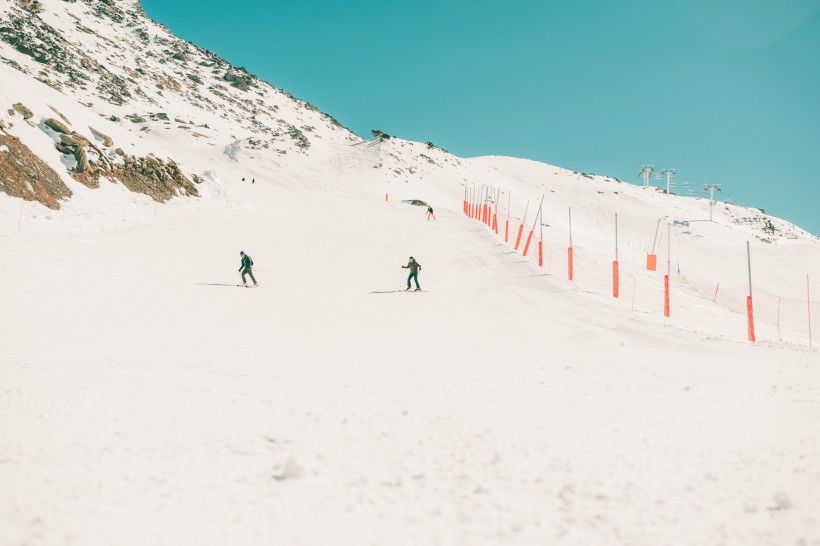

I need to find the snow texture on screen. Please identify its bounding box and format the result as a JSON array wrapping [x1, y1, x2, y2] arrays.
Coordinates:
[[0, 1, 818, 545]]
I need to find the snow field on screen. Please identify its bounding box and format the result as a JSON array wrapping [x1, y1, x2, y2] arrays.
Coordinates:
[[2, 184, 819, 546]]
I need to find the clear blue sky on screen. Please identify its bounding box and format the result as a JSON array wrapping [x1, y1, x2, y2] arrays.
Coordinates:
[[140, 0, 820, 235]]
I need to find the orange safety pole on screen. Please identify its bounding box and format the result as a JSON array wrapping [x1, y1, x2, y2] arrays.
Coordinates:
[[473, 187, 478, 219], [538, 201, 544, 266], [568, 207, 573, 281], [470, 187, 476, 220], [515, 200, 529, 250], [515, 223, 525, 250], [488, 186, 493, 227], [486, 186, 492, 227], [523, 195, 545, 256], [747, 242, 755, 342], [613, 213, 619, 298], [747, 296, 756, 342], [493, 188, 499, 234], [505, 191, 510, 243], [472, 187, 477, 219], [385, 192, 388, 201], [523, 229, 535, 256], [808, 274, 813, 348], [481, 186, 485, 223], [664, 223, 671, 317]]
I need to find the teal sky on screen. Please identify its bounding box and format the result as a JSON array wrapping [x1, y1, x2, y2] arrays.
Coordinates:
[[140, 0, 820, 235]]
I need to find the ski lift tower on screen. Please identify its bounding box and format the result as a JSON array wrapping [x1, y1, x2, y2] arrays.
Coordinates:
[[704, 183, 721, 221], [662, 168, 676, 195], [639, 165, 654, 187]]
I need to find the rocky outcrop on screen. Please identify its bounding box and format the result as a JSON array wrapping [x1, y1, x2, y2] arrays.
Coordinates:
[[44, 117, 71, 134], [11, 103, 33, 119], [112, 155, 200, 202], [50, 127, 200, 201], [0, 128, 72, 209]]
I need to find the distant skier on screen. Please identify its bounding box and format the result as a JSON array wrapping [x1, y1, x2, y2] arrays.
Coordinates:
[[426, 205, 436, 221], [402, 257, 422, 291], [252, 178, 255, 184], [238, 251, 257, 287]]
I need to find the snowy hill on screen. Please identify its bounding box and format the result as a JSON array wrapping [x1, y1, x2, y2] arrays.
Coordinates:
[[1, 1, 819, 545]]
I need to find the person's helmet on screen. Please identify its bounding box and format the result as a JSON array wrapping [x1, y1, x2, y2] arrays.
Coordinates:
[[409, 256, 415, 260], [240, 251, 245, 255]]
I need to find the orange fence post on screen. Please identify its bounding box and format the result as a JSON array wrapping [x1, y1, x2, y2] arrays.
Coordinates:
[[664, 223, 671, 317], [746, 242, 755, 342], [505, 220, 509, 243], [747, 296, 756, 342], [538, 240, 543, 267], [515, 201, 529, 250], [514, 224, 525, 250], [568, 247, 573, 281], [808, 274, 813, 348], [385, 192, 388, 201], [523, 195, 544, 257], [523, 230, 534, 256], [613, 261, 619, 298]]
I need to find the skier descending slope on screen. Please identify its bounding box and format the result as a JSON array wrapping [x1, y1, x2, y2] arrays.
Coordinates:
[[402, 257, 422, 291], [238, 251, 257, 287]]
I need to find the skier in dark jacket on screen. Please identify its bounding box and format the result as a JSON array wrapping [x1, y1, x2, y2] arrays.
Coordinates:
[[239, 251, 257, 286], [426, 205, 436, 221], [402, 257, 422, 291]]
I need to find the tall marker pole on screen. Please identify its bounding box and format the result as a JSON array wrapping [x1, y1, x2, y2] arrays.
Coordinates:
[[613, 213, 620, 297], [664, 223, 671, 317], [515, 200, 529, 250], [493, 188, 500, 233], [746, 243, 757, 341], [808, 274, 813, 348], [647, 218, 661, 271], [568, 207, 573, 281], [538, 201, 544, 266], [485, 186, 490, 225], [481, 185, 486, 222], [523, 194, 544, 257], [505, 191, 510, 243]]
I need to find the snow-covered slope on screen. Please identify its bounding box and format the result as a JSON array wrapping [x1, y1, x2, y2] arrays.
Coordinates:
[[1, 2, 819, 545]]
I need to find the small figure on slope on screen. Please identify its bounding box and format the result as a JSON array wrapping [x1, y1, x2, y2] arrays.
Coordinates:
[[426, 205, 436, 221], [402, 257, 422, 291], [239, 251, 257, 287]]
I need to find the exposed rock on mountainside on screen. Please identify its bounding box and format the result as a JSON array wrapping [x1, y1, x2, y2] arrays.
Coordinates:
[[0, 124, 72, 209], [0, 0, 357, 208]]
